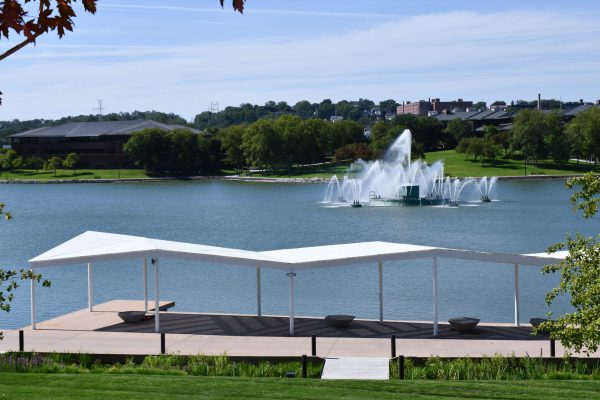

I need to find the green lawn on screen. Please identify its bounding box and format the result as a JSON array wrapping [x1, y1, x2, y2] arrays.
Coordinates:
[[249, 163, 351, 179], [0, 169, 149, 180], [1, 373, 600, 400], [424, 150, 599, 178]]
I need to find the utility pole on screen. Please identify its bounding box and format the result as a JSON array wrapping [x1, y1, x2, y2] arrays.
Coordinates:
[[93, 99, 105, 120]]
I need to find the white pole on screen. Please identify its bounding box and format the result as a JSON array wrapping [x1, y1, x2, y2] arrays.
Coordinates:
[[143, 258, 148, 313], [154, 258, 160, 333], [432, 257, 439, 336], [378, 261, 383, 322], [287, 272, 296, 336], [87, 263, 94, 312], [256, 267, 262, 317], [514, 264, 520, 327], [30, 268, 36, 330]]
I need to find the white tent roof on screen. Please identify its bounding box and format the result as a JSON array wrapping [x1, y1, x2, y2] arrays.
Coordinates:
[[29, 231, 567, 270]]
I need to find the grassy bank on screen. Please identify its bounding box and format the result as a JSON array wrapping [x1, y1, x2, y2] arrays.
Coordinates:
[[0, 169, 148, 180], [2, 373, 600, 400], [425, 150, 599, 178]]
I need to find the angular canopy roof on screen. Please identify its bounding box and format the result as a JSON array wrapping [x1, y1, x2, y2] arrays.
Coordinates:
[[29, 231, 567, 270]]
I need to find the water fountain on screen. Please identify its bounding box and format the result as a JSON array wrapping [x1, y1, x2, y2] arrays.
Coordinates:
[[476, 176, 498, 202], [323, 129, 496, 207]]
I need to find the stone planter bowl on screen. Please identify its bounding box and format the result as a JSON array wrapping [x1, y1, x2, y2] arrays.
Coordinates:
[[448, 317, 480, 332], [118, 311, 147, 323]]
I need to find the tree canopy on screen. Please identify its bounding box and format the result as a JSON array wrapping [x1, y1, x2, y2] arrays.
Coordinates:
[[539, 173, 600, 354]]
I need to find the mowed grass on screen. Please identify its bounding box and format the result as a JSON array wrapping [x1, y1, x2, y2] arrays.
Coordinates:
[[250, 163, 351, 179], [1, 373, 600, 400], [425, 150, 599, 178], [0, 169, 148, 180]]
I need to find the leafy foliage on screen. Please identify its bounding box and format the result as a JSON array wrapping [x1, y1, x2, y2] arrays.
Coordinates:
[[539, 172, 600, 354]]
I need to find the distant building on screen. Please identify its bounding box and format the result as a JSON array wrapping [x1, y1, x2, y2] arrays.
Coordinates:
[[435, 109, 513, 129], [397, 98, 474, 116], [10, 120, 200, 168]]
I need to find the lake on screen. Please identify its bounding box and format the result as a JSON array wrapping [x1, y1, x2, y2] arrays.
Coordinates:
[[0, 179, 597, 330]]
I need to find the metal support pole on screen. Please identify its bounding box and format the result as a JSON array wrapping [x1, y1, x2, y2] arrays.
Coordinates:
[[550, 339, 556, 357], [311, 335, 317, 356], [301, 355, 308, 378], [391, 335, 396, 358], [514, 264, 520, 327], [154, 258, 160, 333], [30, 268, 36, 330], [378, 260, 383, 322], [161, 332, 166, 354], [143, 258, 148, 313], [287, 272, 296, 336], [256, 267, 262, 317], [398, 356, 405, 379], [432, 257, 439, 336], [87, 263, 94, 312], [19, 330, 24, 352]]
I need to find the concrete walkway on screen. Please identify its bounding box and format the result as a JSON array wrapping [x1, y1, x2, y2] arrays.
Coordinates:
[[322, 357, 389, 380]]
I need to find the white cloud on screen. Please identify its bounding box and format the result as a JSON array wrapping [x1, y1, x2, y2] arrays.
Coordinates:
[[2, 10, 600, 120]]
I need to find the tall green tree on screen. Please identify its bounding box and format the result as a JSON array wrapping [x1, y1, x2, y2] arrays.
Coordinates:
[[544, 111, 570, 163], [511, 109, 548, 163], [444, 119, 474, 147], [44, 156, 63, 177], [241, 119, 282, 170], [123, 128, 169, 174], [167, 129, 200, 175], [220, 125, 247, 172], [63, 152, 80, 176], [566, 107, 600, 164]]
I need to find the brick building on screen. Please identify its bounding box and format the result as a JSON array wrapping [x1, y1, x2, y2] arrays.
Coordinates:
[[397, 98, 474, 116], [10, 120, 200, 168]]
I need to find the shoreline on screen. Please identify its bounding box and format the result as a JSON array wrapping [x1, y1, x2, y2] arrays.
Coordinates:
[[0, 173, 588, 185]]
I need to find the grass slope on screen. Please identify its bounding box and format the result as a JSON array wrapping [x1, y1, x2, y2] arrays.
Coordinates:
[[425, 150, 599, 178], [0, 169, 148, 180], [1, 373, 600, 400]]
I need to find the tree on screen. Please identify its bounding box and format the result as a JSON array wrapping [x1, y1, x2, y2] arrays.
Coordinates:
[[241, 119, 282, 170], [566, 107, 600, 164], [544, 111, 570, 163], [166, 129, 200, 175], [0, 149, 22, 179], [444, 119, 474, 147], [123, 128, 169, 174], [539, 173, 600, 354], [24, 156, 44, 173], [220, 125, 246, 172], [63, 152, 79, 175], [44, 156, 62, 176], [511, 109, 548, 163]]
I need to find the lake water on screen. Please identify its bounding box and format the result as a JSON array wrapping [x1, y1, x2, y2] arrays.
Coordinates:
[[0, 179, 598, 330]]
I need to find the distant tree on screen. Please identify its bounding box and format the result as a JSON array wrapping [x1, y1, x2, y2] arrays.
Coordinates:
[[63, 152, 80, 175], [241, 119, 282, 170], [333, 143, 373, 163], [292, 100, 315, 119], [24, 156, 44, 173], [316, 99, 335, 120], [44, 156, 63, 177], [491, 101, 507, 106], [220, 125, 247, 172], [544, 111, 570, 163], [275, 115, 303, 170], [0, 149, 22, 178], [123, 128, 169, 174], [467, 137, 486, 164], [473, 101, 487, 110], [167, 129, 200, 175], [444, 119, 474, 147], [378, 99, 398, 117], [566, 107, 600, 164], [329, 120, 365, 150], [455, 137, 473, 155], [511, 109, 548, 163]]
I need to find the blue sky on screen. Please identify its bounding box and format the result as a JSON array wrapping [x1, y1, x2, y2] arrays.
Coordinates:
[[1, 0, 600, 121]]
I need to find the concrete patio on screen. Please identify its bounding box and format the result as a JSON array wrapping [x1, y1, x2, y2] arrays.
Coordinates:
[[0, 300, 577, 358]]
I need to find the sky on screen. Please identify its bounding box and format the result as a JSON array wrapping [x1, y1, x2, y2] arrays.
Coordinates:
[[1, 0, 600, 121]]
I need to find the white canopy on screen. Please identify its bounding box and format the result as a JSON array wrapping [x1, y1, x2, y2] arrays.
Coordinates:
[[28, 231, 568, 336], [29, 230, 567, 269]]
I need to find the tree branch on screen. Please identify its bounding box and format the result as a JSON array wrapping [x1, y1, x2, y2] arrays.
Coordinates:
[[0, 34, 39, 62]]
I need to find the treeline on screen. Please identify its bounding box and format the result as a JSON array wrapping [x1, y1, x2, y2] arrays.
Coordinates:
[[125, 117, 366, 174], [454, 108, 600, 164], [193, 99, 398, 129]]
